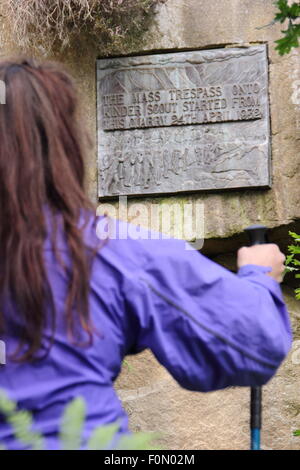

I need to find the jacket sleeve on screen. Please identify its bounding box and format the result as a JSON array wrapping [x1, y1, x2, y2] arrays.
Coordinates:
[[122, 236, 292, 392]]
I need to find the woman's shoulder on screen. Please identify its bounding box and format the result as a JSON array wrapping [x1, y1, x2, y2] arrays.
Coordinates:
[[90, 213, 193, 277], [44, 208, 192, 279]]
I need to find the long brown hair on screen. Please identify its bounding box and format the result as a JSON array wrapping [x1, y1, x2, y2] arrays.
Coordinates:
[[0, 57, 95, 362]]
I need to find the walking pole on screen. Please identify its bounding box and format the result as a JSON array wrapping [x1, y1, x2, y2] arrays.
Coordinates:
[[244, 224, 268, 451]]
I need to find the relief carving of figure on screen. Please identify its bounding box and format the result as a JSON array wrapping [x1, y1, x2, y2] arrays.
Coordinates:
[[135, 151, 144, 186], [129, 153, 137, 187], [123, 152, 132, 187], [182, 148, 191, 171], [172, 149, 184, 175], [154, 150, 163, 186], [100, 154, 110, 190], [163, 149, 171, 178], [116, 151, 125, 181], [103, 154, 119, 194], [143, 150, 155, 189]]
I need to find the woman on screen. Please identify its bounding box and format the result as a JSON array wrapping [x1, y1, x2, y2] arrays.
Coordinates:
[[0, 58, 291, 450]]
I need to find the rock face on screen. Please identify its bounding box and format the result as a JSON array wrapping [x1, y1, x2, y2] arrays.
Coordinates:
[[1, 0, 300, 450], [94, 0, 300, 239]]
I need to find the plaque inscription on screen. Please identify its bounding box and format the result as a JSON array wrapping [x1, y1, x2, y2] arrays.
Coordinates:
[[97, 46, 270, 197]]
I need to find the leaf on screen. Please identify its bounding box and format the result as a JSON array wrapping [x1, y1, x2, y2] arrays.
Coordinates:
[[116, 432, 160, 450], [289, 231, 300, 240], [295, 288, 300, 300], [0, 389, 44, 450], [0, 390, 17, 415], [275, 23, 300, 55], [289, 2, 300, 18], [275, 0, 290, 22], [87, 422, 120, 450], [285, 254, 295, 265], [293, 429, 300, 436], [8, 410, 33, 439], [59, 397, 86, 450], [288, 244, 300, 254], [7, 410, 44, 450]]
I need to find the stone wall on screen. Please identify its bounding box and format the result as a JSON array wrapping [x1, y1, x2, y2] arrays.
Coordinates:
[[1, 0, 300, 450]]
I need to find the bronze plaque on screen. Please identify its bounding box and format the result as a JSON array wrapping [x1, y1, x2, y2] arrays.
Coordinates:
[[97, 46, 270, 198]]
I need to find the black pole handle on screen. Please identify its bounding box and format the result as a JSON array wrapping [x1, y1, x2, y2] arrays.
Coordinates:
[[244, 224, 268, 246], [250, 387, 262, 431], [244, 224, 268, 449]]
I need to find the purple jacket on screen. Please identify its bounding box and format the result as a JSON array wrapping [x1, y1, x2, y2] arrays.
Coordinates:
[[0, 214, 292, 449]]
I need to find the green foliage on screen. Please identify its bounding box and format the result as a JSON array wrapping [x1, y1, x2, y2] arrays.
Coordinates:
[[274, 1, 300, 55], [0, 390, 44, 450], [59, 397, 86, 450], [116, 432, 160, 450], [0, 389, 159, 450], [285, 231, 300, 300], [87, 422, 120, 450], [293, 429, 300, 436]]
